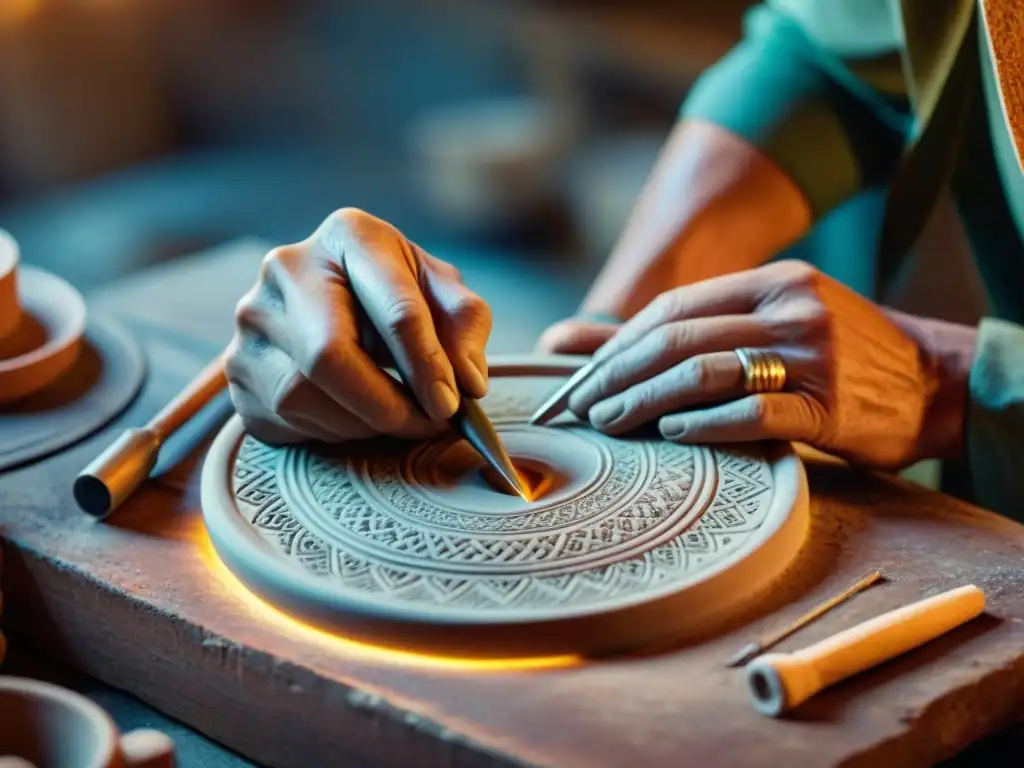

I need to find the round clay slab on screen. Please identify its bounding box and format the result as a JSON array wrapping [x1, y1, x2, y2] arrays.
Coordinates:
[[202, 356, 809, 658]]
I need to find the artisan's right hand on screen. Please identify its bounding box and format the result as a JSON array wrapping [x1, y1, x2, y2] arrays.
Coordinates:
[[225, 208, 493, 444]]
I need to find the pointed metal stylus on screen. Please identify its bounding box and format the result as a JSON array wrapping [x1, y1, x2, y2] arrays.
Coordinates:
[[527, 360, 599, 426], [724, 571, 884, 667], [454, 396, 529, 500]]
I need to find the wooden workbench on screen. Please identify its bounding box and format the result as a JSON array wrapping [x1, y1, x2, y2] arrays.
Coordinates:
[[1, 240, 1023, 768]]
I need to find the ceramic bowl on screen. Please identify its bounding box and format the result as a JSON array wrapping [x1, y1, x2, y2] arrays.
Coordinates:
[[0, 677, 173, 768], [0, 229, 20, 343], [0, 264, 87, 406]]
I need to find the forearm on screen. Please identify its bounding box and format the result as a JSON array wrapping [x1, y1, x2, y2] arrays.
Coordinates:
[[580, 4, 906, 321], [579, 119, 812, 321]]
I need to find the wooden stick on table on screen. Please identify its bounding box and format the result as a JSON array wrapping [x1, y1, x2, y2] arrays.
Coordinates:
[[746, 584, 987, 716], [73, 353, 227, 519], [725, 571, 884, 667]]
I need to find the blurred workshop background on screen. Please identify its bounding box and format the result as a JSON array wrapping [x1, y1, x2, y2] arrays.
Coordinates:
[[0, 0, 987, 327]]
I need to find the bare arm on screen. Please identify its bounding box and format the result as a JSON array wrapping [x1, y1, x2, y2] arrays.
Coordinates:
[[542, 3, 907, 344], [578, 119, 812, 321]]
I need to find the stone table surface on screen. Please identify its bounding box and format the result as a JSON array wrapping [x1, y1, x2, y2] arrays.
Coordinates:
[[1, 239, 1023, 768]]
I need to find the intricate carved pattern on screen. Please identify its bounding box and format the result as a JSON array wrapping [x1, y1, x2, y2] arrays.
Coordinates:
[[231, 382, 777, 613]]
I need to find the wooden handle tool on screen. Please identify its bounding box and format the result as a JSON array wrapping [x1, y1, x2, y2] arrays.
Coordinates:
[[746, 584, 986, 716], [74, 353, 227, 519], [726, 571, 883, 667]]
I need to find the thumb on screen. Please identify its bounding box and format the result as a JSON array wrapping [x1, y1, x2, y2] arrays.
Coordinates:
[[536, 318, 618, 355]]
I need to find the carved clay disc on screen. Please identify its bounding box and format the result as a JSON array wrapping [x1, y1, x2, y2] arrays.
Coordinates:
[[202, 356, 809, 658]]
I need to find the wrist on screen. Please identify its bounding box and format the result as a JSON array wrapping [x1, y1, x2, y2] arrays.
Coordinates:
[[885, 309, 978, 462]]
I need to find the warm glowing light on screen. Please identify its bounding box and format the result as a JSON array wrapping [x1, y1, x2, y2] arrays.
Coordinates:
[[0, 0, 41, 27], [194, 527, 581, 672], [481, 459, 557, 503]]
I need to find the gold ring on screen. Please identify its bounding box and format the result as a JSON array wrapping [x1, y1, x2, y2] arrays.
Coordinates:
[[734, 348, 787, 394]]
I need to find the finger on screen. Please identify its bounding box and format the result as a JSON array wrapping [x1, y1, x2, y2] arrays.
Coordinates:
[[420, 248, 493, 399], [226, 343, 361, 442], [272, 365, 383, 442], [228, 381, 321, 445], [594, 269, 773, 362], [535, 319, 618, 355], [658, 392, 824, 444], [241, 250, 440, 436], [587, 351, 745, 435], [569, 315, 772, 416], [319, 210, 460, 422]]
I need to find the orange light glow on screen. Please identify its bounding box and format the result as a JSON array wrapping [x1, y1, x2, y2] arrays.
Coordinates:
[[194, 527, 581, 672], [0, 0, 41, 27]]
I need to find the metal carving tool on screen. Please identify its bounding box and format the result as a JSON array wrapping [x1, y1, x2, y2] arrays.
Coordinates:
[[454, 394, 530, 501], [528, 360, 599, 426], [725, 571, 884, 668], [74, 348, 527, 515], [385, 360, 527, 501], [74, 353, 228, 519]]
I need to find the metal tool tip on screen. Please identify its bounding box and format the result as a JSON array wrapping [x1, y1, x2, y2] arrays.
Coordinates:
[[501, 466, 531, 502], [527, 409, 556, 427], [514, 477, 532, 503], [725, 642, 762, 668], [527, 362, 598, 426]]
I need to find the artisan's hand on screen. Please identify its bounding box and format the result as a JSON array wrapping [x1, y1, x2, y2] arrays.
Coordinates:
[[567, 261, 976, 469], [536, 316, 619, 356], [225, 208, 492, 444]]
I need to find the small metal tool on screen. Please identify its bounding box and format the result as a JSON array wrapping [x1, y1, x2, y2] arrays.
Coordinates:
[[528, 360, 599, 426], [455, 395, 529, 501], [74, 353, 228, 519], [388, 366, 528, 502], [725, 571, 884, 668], [74, 348, 528, 516]]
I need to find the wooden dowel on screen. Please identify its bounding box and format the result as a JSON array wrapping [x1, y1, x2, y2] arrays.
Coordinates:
[[149, 353, 227, 440], [726, 571, 883, 667], [73, 353, 227, 519], [746, 584, 986, 716]]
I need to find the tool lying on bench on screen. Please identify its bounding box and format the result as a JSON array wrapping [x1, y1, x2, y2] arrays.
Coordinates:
[[73, 353, 228, 519], [72, 351, 526, 517], [745, 583, 987, 716], [725, 571, 884, 667]]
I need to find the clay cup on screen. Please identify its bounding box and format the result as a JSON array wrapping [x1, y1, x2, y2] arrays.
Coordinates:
[[0, 677, 173, 768], [0, 229, 19, 344]]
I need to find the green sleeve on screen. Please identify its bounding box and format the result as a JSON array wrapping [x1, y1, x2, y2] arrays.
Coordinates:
[[966, 318, 1024, 523], [680, 4, 908, 222]]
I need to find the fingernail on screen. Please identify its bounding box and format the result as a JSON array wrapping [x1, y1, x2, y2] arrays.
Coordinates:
[[428, 381, 460, 420], [660, 419, 687, 441], [590, 399, 624, 426], [462, 353, 489, 397]]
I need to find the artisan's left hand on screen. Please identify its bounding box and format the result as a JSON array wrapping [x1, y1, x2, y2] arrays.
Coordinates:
[[567, 260, 977, 470]]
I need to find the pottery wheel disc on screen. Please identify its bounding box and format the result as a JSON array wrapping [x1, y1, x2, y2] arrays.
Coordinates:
[[0, 314, 145, 472], [202, 356, 809, 658]]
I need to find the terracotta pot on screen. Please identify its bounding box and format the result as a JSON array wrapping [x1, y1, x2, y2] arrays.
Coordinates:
[[0, 677, 173, 768], [0, 230, 87, 404], [0, 230, 19, 344]]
